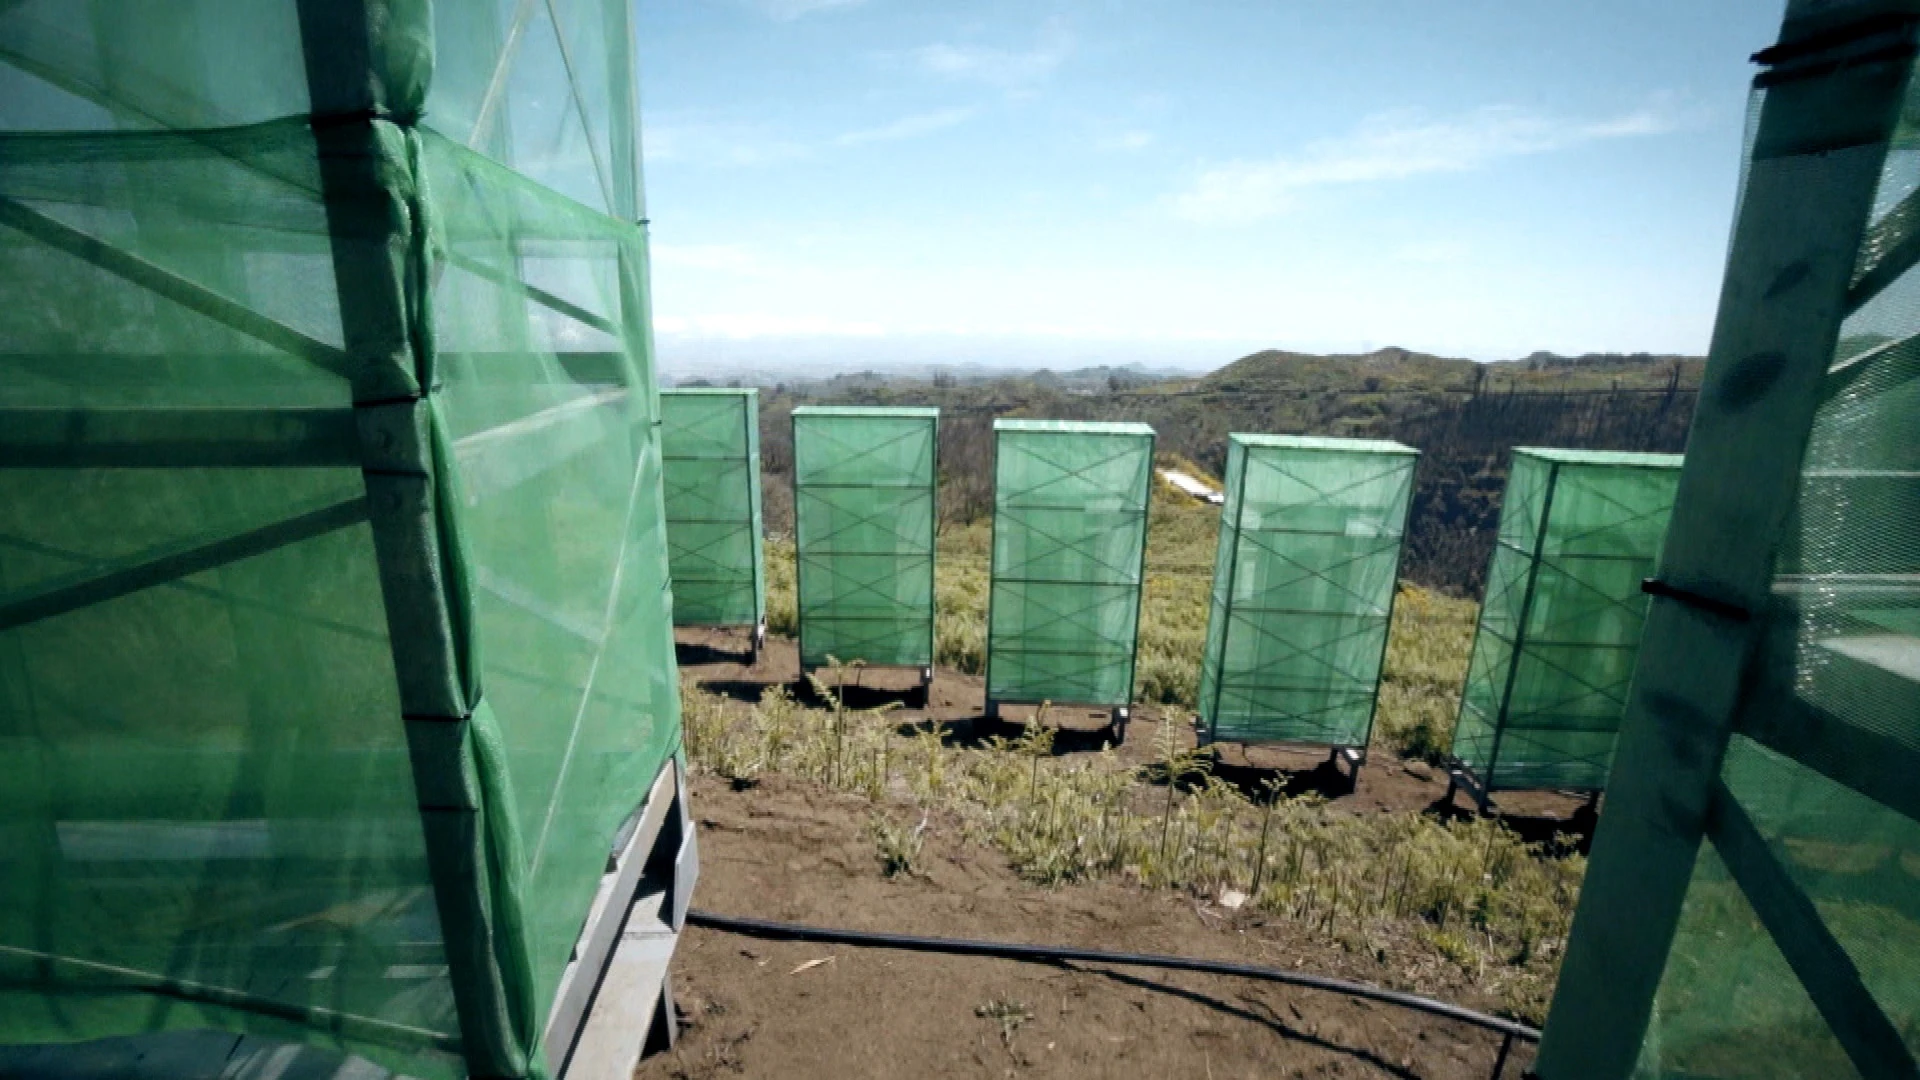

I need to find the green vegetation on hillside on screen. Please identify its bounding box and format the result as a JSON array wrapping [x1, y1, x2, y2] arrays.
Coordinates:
[[744, 347, 1702, 594]]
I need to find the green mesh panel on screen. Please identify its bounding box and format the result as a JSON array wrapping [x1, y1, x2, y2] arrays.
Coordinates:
[[0, 3, 676, 1077], [1632, 839, 1865, 1079], [1628, 68, 1920, 1072], [792, 407, 938, 670], [987, 420, 1154, 707], [423, 131, 680, 1039], [1197, 435, 1416, 749], [661, 389, 764, 628], [1452, 449, 1682, 792]]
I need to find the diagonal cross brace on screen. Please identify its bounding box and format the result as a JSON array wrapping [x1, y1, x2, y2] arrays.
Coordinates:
[[0, 194, 357, 384]]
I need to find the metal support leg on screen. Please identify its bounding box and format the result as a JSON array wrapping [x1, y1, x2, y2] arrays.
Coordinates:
[[1447, 766, 1493, 815], [1335, 745, 1364, 788], [642, 974, 677, 1057], [1489, 1030, 1514, 1080]]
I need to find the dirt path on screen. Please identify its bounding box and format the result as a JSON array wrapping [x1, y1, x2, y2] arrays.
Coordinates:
[[643, 772, 1537, 1080]]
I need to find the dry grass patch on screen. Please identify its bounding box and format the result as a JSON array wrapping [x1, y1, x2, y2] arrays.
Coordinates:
[[683, 673, 1581, 1023]]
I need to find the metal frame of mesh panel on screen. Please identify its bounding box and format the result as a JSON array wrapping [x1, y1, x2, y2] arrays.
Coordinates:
[[1196, 435, 1417, 771], [1538, 6, 1920, 1076], [0, 3, 692, 1077], [661, 388, 766, 655], [791, 406, 939, 698], [1446, 448, 1681, 807], [985, 419, 1154, 732]]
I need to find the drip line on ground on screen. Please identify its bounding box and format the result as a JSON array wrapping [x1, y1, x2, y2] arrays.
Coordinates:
[[684, 908, 1538, 1079]]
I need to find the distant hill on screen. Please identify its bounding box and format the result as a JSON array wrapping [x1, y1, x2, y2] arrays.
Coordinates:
[[744, 346, 1704, 595], [1195, 346, 1702, 393], [1509, 350, 1704, 373], [1200, 346, 1473, 391]]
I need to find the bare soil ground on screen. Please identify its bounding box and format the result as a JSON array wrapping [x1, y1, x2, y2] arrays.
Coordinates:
[[645, 627, 1584, 1080]]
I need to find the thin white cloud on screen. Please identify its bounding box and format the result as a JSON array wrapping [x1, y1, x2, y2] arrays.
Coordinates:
[[834, 107, 976, 147], [912, 18, 1072, 90], [1096, 130, 1155, 153], [751, 0, 869, 21], [1170, 103, 1690, 225]]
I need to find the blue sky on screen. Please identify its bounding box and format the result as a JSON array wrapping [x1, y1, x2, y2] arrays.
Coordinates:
[[636, 0, 1786, 374]]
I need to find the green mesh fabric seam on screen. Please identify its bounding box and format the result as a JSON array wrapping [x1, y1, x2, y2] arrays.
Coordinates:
[[324, 107, 544, 1078]]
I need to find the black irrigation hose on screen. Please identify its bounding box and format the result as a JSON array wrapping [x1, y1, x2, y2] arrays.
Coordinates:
[[684, 909, 1541, 1045]]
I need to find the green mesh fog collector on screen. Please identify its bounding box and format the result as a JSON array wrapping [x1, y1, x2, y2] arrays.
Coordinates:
[[1539, 5, 1920, 1075], [985, 419, 1154, 738], [662, 388, 766, 660], [0, 2, 694, 1076], [1196, 435, 1417, 779], [1446, 449, 1682, 810], [791, 406, 940, 704]]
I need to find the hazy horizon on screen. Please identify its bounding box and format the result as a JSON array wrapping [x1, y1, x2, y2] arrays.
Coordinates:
[[654, 340, 1701, 384]]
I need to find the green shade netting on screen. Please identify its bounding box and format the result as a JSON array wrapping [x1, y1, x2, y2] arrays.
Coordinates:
[[792, 407, 938, 669], [0, 2, 676, 1077], [1452, 449, 1682, 792], [1451, 445, 1681, 791], [1628, 70, 1920, 1073], [661, 389, 764, 628], [0, 0, 641, 223], [1198, 435, 1416, 749], [425, 131, 680, 1046], [0, 119, 464, 1078], [987, 420, 1154, 707]]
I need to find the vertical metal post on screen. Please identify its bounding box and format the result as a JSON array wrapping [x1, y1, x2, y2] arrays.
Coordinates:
[[790, 409, 806, 675], [605, 0, 640, 223], [1207, 438, 1250, 744], [925, 410, 941, 673], [743, 391, 765, 654], [1358, 449, 1419, 751], [1535, 7, 1918, 1075], [297, 3, 541, 1073], [1122, 430, 1156, 713], [1480, 458, 1559, 808], [982, 422, 1002, 712], [1489, 1031, 1514, 1080]]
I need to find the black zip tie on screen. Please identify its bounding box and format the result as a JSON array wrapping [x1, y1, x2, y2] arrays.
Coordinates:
[[1754, 40, 1920, 89], [1641, 578, 1752, 623], [1752, 12, 1920, 66], [352, 392, 429, 409], [306, 106, 399, 131]]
